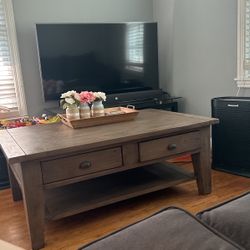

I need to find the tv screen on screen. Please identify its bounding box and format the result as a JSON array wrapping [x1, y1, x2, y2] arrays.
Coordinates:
[[36, 23, 159, 101]]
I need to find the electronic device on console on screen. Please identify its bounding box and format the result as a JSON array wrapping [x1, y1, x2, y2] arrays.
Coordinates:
[[36, 22, 159, 101]]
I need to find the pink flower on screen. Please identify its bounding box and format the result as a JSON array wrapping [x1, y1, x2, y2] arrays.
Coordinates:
[[79, 91, 95, 104]]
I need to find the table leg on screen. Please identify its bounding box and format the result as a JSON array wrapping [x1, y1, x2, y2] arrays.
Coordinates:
[[8, 165, 22, 201], [20, 161, 45, 250], [191, 127, 211, 195]]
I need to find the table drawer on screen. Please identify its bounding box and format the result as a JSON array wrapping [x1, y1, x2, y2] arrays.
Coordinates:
[[139, 132, 200, 162], [41, 147, 123, 184]]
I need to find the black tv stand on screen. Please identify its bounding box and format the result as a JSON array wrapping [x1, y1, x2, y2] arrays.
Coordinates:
[[106, 96, 179, 112], [105, 89, 180, 112]]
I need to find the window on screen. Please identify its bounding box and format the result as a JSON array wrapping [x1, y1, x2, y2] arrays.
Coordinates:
[[126, 23, 144, 72], [0, 0, 26, 119], [236, 0, 250, 87]]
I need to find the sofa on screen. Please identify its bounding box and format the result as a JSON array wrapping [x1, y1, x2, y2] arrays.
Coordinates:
[[79, 192, 250, 250]]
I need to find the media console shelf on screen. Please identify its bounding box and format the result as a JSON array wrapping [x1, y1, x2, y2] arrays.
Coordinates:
[[0, 109, 218, 250]]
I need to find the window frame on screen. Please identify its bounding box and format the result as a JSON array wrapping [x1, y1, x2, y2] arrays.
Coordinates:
[[0, 0, 27, 119], [236, 0, 250, 87]]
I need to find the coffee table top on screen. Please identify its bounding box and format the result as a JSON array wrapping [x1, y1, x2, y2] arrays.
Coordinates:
[[0, 109, 218, 163]]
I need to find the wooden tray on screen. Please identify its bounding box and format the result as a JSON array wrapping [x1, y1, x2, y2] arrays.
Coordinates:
[[58, 107, 139, 129]]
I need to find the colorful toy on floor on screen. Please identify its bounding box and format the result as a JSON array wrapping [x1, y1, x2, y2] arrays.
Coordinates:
[[0, 114, 61, 129]]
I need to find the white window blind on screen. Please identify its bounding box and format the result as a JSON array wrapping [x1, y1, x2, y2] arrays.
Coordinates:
[[0, 0, 26, 119], [126, 23, 144, 72], [244, 0, 250, 75]]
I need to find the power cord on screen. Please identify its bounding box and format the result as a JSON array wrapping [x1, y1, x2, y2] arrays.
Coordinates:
[[236, 87, 241, 96]]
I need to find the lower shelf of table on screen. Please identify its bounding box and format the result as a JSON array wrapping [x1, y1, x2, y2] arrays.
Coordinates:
[[45, 162, 194, 220]]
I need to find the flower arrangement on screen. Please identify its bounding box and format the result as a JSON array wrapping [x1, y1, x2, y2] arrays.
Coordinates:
[[93, 92, 107, 102], [60, 90, 107, 119], [60, 90, 80, 110], [79, 91, 95, 104]]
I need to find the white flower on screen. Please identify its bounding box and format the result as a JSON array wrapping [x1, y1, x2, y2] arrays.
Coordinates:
[[74, 93, 81, 101], [61, 90, 76, 98], [65, 97, 76, 105], [93, 92, 106, 101]]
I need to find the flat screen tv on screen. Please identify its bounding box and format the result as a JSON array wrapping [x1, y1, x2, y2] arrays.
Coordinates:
[[36, 23, 159, 101]]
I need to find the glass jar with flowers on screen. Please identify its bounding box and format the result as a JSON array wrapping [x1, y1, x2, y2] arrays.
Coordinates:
[[60, 90, 80, 120], [92, 92, 107, 117], [79, 91, 95, 118]]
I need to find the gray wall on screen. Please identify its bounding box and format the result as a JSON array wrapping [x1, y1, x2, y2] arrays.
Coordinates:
[[153, 0, 238, 116], [12, 0, 153, 115]]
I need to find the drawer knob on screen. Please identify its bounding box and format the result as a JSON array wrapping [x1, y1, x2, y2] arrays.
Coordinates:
[[79, 161, 92, 169], [167, 144, 177, 151]]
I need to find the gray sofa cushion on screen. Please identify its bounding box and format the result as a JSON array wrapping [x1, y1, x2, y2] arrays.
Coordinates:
[[197, 192, 250, 250], [80, 207, 242, 250]]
